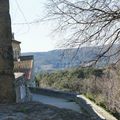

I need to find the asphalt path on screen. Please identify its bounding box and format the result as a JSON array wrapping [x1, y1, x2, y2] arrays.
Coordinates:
[[31, 93, 81, 113]]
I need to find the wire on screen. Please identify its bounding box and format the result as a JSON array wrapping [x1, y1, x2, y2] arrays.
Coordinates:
[[15, 0, 29, 26], [13, 0, 30, 34], [12, 19, 41, 25]]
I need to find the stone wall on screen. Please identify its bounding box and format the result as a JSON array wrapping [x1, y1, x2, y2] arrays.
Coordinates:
[[0, 75, 16, 103], [0, 0, 16, 103], [14, 73, 31, 103], [29, 87, 76, 101]]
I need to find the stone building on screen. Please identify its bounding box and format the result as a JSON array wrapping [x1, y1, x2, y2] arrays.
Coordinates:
[[14, 55, 35, 87], [12, 36, 35, 102], [12, 39, 21, 60], [14, 72, 27, 103]]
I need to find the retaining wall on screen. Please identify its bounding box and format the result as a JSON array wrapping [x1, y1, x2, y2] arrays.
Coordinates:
[[29, 87, 76, 101]]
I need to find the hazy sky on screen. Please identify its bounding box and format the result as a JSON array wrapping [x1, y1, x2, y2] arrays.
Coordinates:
[[10, 0, 56, 53]]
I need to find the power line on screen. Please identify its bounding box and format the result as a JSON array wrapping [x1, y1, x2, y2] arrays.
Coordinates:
[[12, 19, 41, 25], [11, 0, 48, 26], [14, 0, 29, 27], [12, 17, 54, 26], [12, 0, 30, 35]]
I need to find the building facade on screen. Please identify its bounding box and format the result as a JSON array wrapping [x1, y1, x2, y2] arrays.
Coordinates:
[[12, 36, 35, 102], [12, 39, 21, 61], [14, 55, 35, 87]]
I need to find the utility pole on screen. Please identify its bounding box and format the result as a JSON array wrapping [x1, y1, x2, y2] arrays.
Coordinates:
[[0, 0, 16, 103]]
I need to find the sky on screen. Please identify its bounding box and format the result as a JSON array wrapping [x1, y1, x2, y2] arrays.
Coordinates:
[[10, 0, 56, 53]]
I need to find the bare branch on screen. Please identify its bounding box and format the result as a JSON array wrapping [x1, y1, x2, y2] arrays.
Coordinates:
[[45, 0, 120, 65]]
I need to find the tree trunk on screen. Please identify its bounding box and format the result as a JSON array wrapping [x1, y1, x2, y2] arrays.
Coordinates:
[[0, 0, 16, 103]]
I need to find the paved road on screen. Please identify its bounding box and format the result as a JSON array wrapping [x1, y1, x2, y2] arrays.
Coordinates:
[[31, 93, 117, 120], [31, 93, 81, 112]]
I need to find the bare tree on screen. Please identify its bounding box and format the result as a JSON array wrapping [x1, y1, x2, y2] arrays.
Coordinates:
[[45, 0, 120, 64], [0, 0, 16, 103]]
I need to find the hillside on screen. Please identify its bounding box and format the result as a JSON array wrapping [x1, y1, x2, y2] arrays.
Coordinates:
[[22, 47, 114, 73]]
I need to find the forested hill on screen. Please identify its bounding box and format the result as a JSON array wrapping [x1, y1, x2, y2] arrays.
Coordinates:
[[22, 47, 112, 73]]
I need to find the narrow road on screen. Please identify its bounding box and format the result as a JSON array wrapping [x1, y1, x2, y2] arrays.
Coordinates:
[[30, 88, 117, 120], [31, 93, 81, 112], [31, 93, 117, 120]]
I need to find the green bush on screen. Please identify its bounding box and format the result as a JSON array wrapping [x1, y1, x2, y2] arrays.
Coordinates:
[[92, 69, 104, 78], [85, 93, 96, 102], [99, 102, 107, 109]]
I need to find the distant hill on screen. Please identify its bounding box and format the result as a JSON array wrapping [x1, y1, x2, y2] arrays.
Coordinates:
[[22, 47, 114, 73]]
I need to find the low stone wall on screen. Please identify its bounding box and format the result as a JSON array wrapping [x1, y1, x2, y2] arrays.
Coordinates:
[[29, 87, 76, 101], [75, 95, 105, 120]]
